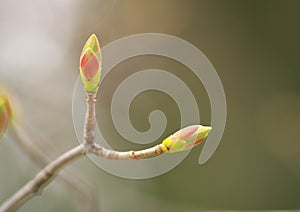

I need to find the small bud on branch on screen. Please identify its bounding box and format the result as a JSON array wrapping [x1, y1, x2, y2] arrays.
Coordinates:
[[161, 125, 212, 153], [79, 34, 102, 93]]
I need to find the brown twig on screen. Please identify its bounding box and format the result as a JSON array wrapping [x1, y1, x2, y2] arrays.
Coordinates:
[[89, 143, 163, 159], [9, 123, 99, 212], [0, 91, 165, 212], [0, 145, 85, 211], [82, 92, 164, 159]]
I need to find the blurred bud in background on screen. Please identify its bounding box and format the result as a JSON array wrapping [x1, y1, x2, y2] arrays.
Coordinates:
[[0, 92, 13, 138]]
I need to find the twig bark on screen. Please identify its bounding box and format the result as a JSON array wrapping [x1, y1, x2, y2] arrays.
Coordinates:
[[83, 92, 97, 148], [82, 92, 164, 159], [89, 143, 163, 159], [9, 123, 99, 212], [0, 145, 85, 211], [0, 91, 164, 211]]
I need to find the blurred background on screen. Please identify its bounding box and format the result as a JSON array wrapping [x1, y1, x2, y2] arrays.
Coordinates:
[[0, 0, 299, 211]]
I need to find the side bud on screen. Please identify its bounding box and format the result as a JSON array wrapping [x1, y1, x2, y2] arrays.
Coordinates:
[[161, 125, 212, 153]]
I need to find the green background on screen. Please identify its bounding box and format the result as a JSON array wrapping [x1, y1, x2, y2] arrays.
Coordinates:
[[0, 0, 299, 211]]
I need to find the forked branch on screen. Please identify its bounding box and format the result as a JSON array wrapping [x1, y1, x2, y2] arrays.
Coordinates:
[[0, 34, 211, 212], [0, 94, 164, 211]]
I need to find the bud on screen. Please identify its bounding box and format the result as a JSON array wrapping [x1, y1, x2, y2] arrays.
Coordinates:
[[79, 34, 102, 93], [161, 125, 212, 153], [0, 93, 12, 138]]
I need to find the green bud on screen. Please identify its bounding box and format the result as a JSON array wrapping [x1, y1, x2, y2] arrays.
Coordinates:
[[79, 34, 102, 93], [161, 125, 212, 153]]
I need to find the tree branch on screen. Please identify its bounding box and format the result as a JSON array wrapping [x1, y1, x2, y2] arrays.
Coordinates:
[[9, 123, 99, 212], [89, 143, 163, 159], [0, 142, 164, 211], [0, 145, 85, 211], [0, 92, 165, 211]]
